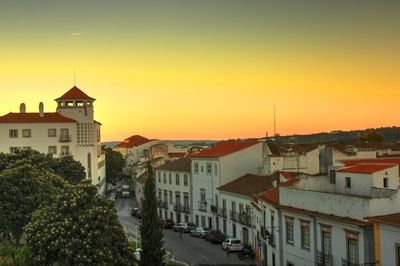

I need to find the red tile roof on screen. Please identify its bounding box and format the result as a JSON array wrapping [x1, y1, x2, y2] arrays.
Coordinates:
[[367, 213, 400, 227], [217, 174, 278, 197], [55, 86, 95, 101], [337, 164, 396, 174], [114, 135, 151, 149], [0, 112, 76, 123], [190, 141, 260, 158], [261, 178, 298, 205], [168, 152, 187, 158], [342, 158, 400, 176]]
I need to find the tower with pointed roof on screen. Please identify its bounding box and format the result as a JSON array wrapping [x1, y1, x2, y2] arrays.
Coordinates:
[[55, 86, 95, 122]]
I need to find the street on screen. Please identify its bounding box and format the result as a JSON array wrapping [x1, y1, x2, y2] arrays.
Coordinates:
[[115, 197, 256, 266]]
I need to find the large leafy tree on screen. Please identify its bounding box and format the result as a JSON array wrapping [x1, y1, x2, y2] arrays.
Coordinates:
[[52, 155, 86, 185], [104, 147, 126, 184], [0, 148, 54, 172], [25, 181, 134, 265], [359, 130, 385, 142], [140, 163, 165, 266], [0, 165, 66, 246]]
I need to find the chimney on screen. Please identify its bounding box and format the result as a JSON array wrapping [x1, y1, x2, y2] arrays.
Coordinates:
[[39, 102, 44, 117], [20, 103, 26, 113]]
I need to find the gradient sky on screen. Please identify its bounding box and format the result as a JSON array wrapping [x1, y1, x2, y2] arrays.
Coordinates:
[[0, 0, 399, 141]]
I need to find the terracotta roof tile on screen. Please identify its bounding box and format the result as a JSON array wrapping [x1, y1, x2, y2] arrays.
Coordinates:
[[0, 112, 76, 123], [261, 177, 299, 205], [367, 213, 400, 227], [168, 152, 187, 158], [337, 164, 396, 174], [156, 157, 191, 172], [55, 86, 95, 101], [341, 158, 400, 175], [190, 141, 259, 158], [217, 174, 278, 197], [114, 135, 151, 149]]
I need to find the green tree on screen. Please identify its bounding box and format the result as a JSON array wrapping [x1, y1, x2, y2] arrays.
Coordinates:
[[53, 155, 86, 185], [0, 165, 66, 246], [140, 163, 165, 266], [25, 181, 134, 265], [0, 148, 54, 172], [104, 147, 126, 184], [359, 130, 385, 142]]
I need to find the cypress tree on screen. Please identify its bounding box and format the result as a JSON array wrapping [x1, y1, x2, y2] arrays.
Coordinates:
[[140, 163, 165, 266]]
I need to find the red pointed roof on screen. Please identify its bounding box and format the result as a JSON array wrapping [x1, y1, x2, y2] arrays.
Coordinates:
[[0, 112, 76, 123], [55, 86, 95, 101], [190, 141, 260, 158], [337, 164, 396, 174]]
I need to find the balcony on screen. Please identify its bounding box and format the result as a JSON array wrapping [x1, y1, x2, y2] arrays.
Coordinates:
[[198, 201, 207, 212], [268, 233, 275, 247], [158, 201, 168, 210], [174, 204, 190, 214], [238, 213, 251, 226], [317, 251, 333, 266], [210, 205, 218, 214], [261, 226, 269, 240], [59, 134, 71, 143], [230, 210, 238, 222], [217, 207, 227, 218]]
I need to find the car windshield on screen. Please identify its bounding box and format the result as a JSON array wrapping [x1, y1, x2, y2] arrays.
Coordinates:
[[232, 240, 241, 244]]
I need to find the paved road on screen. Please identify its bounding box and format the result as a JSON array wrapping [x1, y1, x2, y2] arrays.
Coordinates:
[[116, 197, 256, 266]]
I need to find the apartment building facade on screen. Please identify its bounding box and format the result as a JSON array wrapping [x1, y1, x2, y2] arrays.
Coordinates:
[[0, 86, 106, 193]]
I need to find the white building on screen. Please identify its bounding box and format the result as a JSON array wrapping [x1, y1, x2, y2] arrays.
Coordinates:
[[0, 86, 106, 193], [155, 157, 192, 223], [190, 141, 263, 229], [367, 213, 400, 266]]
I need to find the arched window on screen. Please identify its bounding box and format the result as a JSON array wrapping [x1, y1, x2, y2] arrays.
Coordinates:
[[87, 153, 92, 178]]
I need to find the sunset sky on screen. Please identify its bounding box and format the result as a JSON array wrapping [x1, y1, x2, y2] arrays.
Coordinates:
[[0, 0, 399, 141]]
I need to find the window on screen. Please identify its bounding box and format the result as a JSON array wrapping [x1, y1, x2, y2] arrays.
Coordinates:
[[169, 173, 172, 184], [347, 234, 359, 264], [286, 218, 294, 244], [201, 216, 206, 227], [158, 172, 161, 183], [175, 173, 180, 185], [329, 170, 336, 184], [158, 189, 162, 200], [345, 177, 351, 188], [175, 193, 180, 206], [9, 129, 18, 138], [48, 128, 57, 137], [60, 128, 70, 141], [22, 129, 31, 138], [206, 163, 212, 175], [169, 191, 173, 204], [321, 226, 332, 255], [272, 253, 276, 266], [184, 174, 188, 186], [163, 190, 168, 204], [48, 146, 57, 155], [61, 146, 69, 156], [383, 177, 388, 188], [195, 215, 199, 226], [214, 163, 218, 176], [301, 221, 310, 250], [9, 147, 19, 154], [232, 223, 237, 238], [201, 166, 204, 172], [163, 173, 166, 184], [194, 163, 199, 174], [200, 189, 206, 203]]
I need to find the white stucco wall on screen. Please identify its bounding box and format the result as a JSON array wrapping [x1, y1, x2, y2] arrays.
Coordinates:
[[379, 223, 400, 266]]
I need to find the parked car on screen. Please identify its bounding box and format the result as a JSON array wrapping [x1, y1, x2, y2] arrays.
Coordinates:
[[222, 238, 243, 251], [186, 222, 197, 232], [205, 230, 226, 243], [161, 219, 175, 229], [130, 207, 139, 217], [172, 222, 188, 232], [190, 227, 209, 238], [121, 184, 131, 198]]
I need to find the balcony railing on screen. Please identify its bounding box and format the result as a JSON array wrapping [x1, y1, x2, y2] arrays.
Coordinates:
[[174, 204, 190, 214], [238, 213, 251, 226], [317, 251, 333, 266], [217, 207, 227, 218], [230, 210, 238, 221], [158, 201, 168, 210], [198, 201, 207, 212], [268, 232, 275, 247], [59, 134, 71, 143], [211, 205, 218, 213], [59, 152, 71, 157]]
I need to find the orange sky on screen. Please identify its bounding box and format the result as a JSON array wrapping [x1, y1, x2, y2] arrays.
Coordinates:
[[0, 1, 399, 141]]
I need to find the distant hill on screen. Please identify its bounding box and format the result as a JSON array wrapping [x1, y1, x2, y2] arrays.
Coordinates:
[[102, 141, 122, 148], [264, 126, 400, 144]]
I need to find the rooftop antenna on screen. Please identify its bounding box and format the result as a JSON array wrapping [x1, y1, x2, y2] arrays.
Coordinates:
[[274, 104, 276, 136]]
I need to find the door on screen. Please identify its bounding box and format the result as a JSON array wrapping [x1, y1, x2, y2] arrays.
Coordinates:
[[242, 227, 249, 246], [208, 217, 212, 229]]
